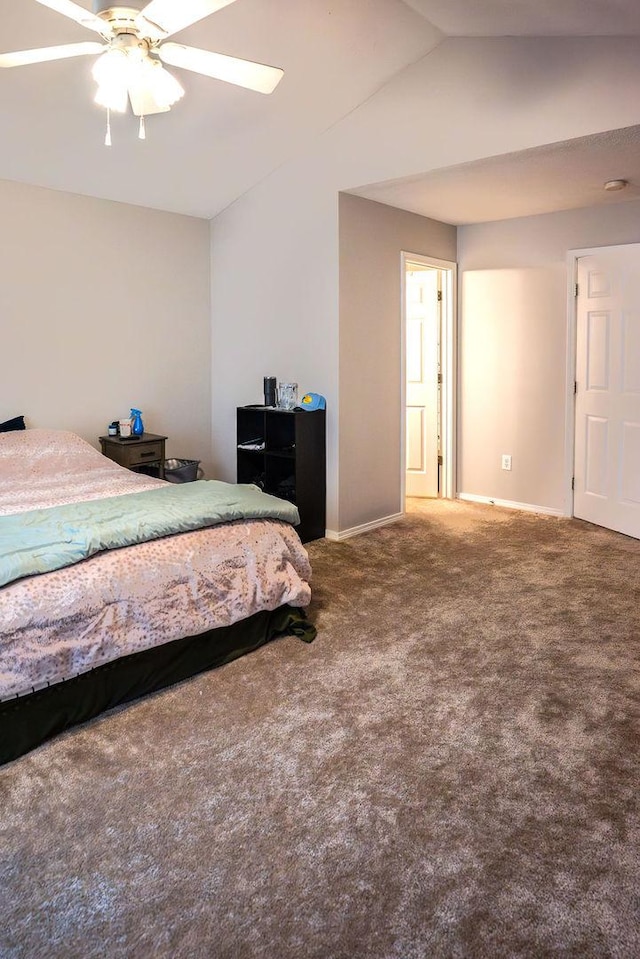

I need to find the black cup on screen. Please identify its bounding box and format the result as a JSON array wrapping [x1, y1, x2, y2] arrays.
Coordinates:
[[264, 376, 277, 407]]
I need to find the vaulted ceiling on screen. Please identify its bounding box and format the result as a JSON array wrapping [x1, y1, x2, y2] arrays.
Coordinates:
[[404, 0, 640, 37], [1, 0, 639, 221]]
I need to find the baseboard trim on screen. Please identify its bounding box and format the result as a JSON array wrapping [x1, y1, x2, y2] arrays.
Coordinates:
[[325, 512, 404, 542], [458, 493, 565, 518]]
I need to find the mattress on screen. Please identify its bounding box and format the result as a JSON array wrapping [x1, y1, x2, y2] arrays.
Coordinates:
[[0, 430, 312, 700]]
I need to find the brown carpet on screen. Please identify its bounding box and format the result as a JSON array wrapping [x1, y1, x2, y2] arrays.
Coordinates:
[[1, 500, 639, 958]]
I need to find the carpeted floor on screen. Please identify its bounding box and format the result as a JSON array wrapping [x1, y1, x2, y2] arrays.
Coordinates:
[[1, 500, 639, 958]]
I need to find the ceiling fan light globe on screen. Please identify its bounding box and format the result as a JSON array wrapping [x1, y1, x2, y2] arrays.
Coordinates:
[[94, 82, 128, 113], [144, 60, 184, 108], [92, 47, 134, 112], [92, 47, 128, 85]]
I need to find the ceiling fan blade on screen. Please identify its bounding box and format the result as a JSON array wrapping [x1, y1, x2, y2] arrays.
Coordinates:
[[158, 43, 284, 94], [0, 41, 105, 68], [35, 0, 113, 37], [137, 0, 238, 39]]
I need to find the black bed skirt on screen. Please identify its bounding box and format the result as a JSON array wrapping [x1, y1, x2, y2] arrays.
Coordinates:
[[0, 605, 315, 766]]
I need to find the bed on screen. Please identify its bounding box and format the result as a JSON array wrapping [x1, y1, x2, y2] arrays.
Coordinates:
[[0, 428, 315, 764]]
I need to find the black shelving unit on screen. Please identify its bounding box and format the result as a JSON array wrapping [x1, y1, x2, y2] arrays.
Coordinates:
[[237, 405, 326, 542]]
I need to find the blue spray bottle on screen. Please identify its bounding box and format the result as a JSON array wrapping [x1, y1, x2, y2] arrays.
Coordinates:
[[130, 409, 144, 436]]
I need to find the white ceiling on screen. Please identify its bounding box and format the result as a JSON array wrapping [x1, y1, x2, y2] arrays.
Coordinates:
[[349, 126, 640, 225], [404, 0, 640, 37], [0, 0, 639, 220], [0, 0, 441, 218]]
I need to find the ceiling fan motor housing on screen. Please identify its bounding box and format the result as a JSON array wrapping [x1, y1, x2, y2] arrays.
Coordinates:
[[92, 4, 167, 44], [93, 2, 145, 14]]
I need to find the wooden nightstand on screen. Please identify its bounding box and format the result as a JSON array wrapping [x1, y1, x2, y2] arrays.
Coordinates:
[[99, 433, 167, 479]]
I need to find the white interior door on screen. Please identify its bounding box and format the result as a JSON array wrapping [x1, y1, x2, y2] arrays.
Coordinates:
[[574, 246, 640, 538], [406, 266, 440, 498]]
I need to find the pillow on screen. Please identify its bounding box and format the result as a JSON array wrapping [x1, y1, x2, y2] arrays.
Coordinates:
[[0, 415, 26, 433]]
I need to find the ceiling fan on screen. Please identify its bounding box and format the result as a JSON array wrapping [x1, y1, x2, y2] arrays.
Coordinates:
[[0, 0, 284, 142]]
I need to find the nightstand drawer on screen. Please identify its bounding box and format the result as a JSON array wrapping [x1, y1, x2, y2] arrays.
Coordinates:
[[127, 442, 163, 466], [99, 433, 168, 479]]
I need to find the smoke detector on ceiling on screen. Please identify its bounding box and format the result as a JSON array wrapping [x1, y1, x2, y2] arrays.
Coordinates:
[[603, 179, 629, 191]]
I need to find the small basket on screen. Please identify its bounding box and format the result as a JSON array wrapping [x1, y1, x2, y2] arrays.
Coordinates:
[[164, 458, 202, 483]]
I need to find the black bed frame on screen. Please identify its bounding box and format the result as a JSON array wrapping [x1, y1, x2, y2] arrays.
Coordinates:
[[0, 605, 315, 766]]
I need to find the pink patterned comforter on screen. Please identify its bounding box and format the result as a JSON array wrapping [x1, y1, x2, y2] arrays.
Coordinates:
[[0, 430, 312, 699]]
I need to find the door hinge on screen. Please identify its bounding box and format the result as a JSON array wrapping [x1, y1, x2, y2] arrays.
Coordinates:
[[571, 477, 575, 490], [438, 454, 443, 466], [437, 372, 442, 385], [437, 290, 443, 302], [574, 283, 579, 297], [574, 380, 577, 394]]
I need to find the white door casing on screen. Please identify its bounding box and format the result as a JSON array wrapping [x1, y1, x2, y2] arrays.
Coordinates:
[[574, 247, 640, 539], [405, 266, 440, 497]]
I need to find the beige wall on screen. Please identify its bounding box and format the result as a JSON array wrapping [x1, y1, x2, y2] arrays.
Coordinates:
[[457, 197, 640, 512], [0, 179, 212, 472], [459, 265, 567, 510], [338, 194, 456, 531], [210, 169, 340, 524]]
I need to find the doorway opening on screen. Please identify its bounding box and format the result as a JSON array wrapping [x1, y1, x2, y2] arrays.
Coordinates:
[[401, 252, 457, 509]]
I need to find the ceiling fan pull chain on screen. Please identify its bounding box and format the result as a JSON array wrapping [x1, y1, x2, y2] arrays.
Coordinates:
[[138, 115, 146, 140], [104, 108, 112, 147]]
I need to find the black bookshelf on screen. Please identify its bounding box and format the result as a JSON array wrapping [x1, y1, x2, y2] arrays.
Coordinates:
[[237, 406, 326, 542]]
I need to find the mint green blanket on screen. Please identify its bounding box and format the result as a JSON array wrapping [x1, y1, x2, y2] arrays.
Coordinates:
[[0, 482, 300, 588]]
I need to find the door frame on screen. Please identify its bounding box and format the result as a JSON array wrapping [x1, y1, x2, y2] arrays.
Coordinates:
[[564, 242, 640, 519], [400, 252, 457, 505]]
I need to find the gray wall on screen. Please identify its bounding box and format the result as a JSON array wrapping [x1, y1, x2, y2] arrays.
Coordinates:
[[0, 179, 212, 471], [338, 194, 456, 531], [210, 37, 640, 536], [457, 197, 640, 511]]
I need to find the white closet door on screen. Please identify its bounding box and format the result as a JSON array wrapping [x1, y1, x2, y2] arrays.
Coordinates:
[[575, 246, 640, 539]]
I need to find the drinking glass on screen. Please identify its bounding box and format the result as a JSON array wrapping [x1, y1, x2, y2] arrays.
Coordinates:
[[277, 383, 298, 410]]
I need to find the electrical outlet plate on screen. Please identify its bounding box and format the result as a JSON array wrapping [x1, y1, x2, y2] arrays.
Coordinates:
[[501, 454, 512, 471]]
